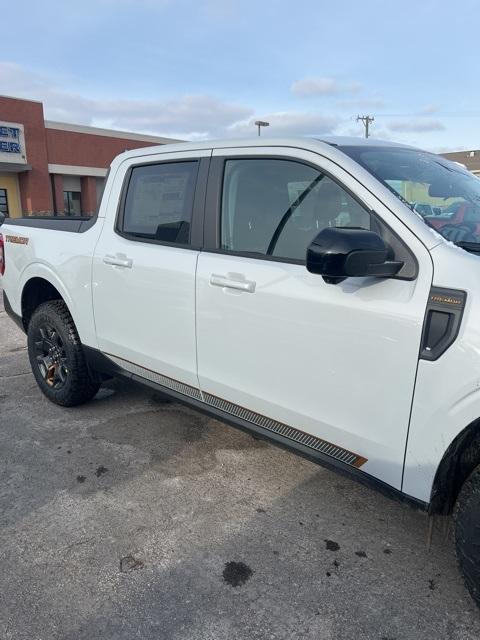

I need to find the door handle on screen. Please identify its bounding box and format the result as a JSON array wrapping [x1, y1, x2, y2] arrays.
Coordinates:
[[103, 254, 133, 268], [210, 274, 256, 293]]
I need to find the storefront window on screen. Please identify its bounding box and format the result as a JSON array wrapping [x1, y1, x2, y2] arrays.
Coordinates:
[[0, 188, 9, 217], [64, 191, 81, 216]]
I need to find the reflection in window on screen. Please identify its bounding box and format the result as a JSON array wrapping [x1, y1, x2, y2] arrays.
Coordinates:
[[122, 162, 198, 244], [221, 158, 371, 261], [341, 146, 480, 245], [64, 191, 81, 216]]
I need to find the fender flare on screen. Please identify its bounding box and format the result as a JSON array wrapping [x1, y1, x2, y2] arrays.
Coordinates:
[[20, 263, 75, 317], [430, 417, 480, 514]]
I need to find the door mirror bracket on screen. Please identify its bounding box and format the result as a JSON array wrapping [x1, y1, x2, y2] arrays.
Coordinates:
[[306, 227, 404, 285]]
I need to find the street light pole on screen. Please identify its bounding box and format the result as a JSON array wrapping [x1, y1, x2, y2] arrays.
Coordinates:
[[254, 120, 270, 136]]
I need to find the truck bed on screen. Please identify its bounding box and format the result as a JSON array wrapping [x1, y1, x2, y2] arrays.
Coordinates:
[[0, 216, 97, 233]]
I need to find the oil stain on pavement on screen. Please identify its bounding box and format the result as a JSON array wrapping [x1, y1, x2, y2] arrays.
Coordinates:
[[222, 561, 253, 587]]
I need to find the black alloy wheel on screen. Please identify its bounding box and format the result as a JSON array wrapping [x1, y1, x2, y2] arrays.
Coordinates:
[[33, 322, 69, 389]]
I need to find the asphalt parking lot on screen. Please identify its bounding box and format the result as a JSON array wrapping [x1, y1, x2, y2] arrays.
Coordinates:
[[1, 293, 480, 640]]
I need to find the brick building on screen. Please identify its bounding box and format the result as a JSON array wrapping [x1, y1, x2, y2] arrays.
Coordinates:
[[442, 150, 480, 176], [0, 95, 180, 218]]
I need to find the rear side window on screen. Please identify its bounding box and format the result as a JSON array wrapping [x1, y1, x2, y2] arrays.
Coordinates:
[[121, 161, 198, 244], [221, 158, 372, 261]]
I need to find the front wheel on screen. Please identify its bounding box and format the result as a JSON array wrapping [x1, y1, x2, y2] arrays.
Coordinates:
[[27, 300, 100, 407], [454, 464, 480, 607]]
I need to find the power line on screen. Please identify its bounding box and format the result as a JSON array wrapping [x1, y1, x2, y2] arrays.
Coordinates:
[[357, 114, 374, 138], [370, 112, 480, 118]]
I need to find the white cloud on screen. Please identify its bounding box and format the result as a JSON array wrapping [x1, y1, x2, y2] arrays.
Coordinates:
[[418, 104, 440, 115], [388, 118, 445, 133], [0, 62, 342, 140], [368, 127, 397, 141], [291, 77, 361, 97], [0, 62, 252, 139], [229, 111, 339, 137], [336, 98, 386, 109], [433, 144, 469, 153], [86, 95, 253, 139]]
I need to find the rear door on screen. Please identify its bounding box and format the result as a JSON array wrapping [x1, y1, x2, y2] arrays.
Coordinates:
[[92, 150, 210, 390], [195, 146, 433, 489]]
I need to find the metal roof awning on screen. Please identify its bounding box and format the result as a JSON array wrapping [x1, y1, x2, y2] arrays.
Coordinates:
[[0, 162, 32, 173]]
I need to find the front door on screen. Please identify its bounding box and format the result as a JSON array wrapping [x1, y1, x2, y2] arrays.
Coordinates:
[[92, 151, 209, 389], [195, 147, 432, 489]]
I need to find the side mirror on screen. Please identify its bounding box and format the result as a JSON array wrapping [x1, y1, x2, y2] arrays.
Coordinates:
[[306, 227, 404, 284], [0, 212, 5, 226]]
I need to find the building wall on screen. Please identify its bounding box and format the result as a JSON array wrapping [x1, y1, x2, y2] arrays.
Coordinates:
[[45, 128, 158, 168], [96, 177, 105, 206], [442, 150, 480, 174], [0, 95, 180, 217], [45, 126, 179, 215], [50, 174, 63, 216], [0, 96, 52, 213]]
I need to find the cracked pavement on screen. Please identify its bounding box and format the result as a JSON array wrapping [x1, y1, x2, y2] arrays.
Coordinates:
[[1, 289, 480, 639]]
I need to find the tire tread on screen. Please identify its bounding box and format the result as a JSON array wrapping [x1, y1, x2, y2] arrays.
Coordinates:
[[454, 464, 480, 607], [27, 300, 100, 407]]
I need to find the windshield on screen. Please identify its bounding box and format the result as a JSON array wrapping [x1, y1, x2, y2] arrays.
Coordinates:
[[340, 145, 480, 249]]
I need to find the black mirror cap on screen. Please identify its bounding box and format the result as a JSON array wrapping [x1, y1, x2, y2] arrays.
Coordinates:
[[306, 227, 403, 284], [0, 212, 5, 227]]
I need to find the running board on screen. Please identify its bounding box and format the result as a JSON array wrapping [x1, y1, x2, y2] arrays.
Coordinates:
[[105, 353, 367, 470]]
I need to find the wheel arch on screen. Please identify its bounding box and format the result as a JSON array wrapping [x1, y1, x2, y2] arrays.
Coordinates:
[[430, 417, 480, 515], [21, 276, 71, 331]]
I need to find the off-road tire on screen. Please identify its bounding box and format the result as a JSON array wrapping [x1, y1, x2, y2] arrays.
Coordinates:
[[454, 464, 480, 607], [27, 300, 100, 407]]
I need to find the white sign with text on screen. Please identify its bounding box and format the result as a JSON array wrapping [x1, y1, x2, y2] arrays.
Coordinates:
[[0, 121, 27, 165]]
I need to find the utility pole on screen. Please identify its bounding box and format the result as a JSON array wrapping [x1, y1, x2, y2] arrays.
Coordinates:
[[356, 114, 374, 138], [254, 120, 269, 136]]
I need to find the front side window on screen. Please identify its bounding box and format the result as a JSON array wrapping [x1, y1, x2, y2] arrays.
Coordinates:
[[0, 188, 9, 217], [221, 158, 371, 261], [340, 146, 480, 249], [64, 191, 81, 216], [121, 161, 198, 244]]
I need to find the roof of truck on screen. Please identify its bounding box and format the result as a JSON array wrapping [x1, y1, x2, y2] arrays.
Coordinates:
[[115, 135, 418, 163], [316, 135, 417, 148]]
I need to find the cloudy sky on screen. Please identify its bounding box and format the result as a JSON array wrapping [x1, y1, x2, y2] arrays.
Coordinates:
[[1, 0, 479, 150]]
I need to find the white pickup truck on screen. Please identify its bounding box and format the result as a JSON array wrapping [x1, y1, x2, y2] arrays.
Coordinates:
[[2, 136, 480, 603]]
